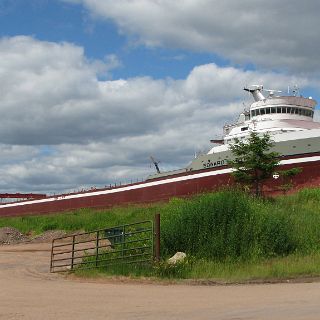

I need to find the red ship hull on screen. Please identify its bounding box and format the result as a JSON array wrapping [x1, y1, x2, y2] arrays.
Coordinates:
[[0, 154, 320, 217]]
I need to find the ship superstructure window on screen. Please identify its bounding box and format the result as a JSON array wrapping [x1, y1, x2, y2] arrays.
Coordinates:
[[251, 107, 313, 118]]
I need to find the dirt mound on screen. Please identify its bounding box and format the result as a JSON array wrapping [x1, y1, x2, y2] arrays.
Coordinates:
[[0, 227, 30, 244], [30, 230, 67, 243], [0, 228, 68, 245], [0, 228, 107, 245]]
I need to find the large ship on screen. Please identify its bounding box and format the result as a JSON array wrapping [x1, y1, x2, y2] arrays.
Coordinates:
[[1, 85, 320, 217]]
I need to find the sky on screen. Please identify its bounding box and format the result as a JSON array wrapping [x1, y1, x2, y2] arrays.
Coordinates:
[[0, 0, 319, 194]]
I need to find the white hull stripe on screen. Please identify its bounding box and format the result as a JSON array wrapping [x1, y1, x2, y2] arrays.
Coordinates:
[[2, 154, 320, 208]]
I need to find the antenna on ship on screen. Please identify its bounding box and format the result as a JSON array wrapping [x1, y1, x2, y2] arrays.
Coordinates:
[[150, 156, 161, 174], [292, 84, 300, 97]]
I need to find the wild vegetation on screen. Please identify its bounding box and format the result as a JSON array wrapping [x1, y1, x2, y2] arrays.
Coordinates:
[[1, 187, 320, 281], [229, 132, 279, 196], [228, 132, 301, 196]]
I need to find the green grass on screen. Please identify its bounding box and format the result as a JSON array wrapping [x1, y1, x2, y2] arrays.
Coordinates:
[[187, 253, 320, 281], [75, 253, 320, 282], [2, 187, 320, 281], [0, 205, 159, 235]]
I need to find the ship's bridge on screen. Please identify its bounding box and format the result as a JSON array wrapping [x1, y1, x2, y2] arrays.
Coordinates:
[[250, 96, 316, 121], [220, 87, 319, 145]]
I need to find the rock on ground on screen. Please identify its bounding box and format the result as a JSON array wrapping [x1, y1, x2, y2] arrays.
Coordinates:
[[168, 252, 187, 264]]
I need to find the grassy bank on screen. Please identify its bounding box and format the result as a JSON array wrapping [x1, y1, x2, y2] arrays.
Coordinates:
[[1, 187, 320, 281], [0, 205, 158, 235], [76, 252, 320, 282]]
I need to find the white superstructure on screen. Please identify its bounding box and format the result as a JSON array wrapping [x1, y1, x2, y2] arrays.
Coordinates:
[[206, 85, 319, 154], [218, 85, 317, 145]]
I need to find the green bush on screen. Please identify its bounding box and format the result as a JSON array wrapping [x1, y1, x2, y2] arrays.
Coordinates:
[[258, 212, 296, 257], [161, 190, 298, 261]]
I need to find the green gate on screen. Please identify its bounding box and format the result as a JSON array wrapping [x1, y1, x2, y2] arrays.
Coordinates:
[[50, 219, 157, 273]]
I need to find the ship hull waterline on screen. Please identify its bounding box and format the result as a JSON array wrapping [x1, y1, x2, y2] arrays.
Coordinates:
[[0, 154, 320, 217]]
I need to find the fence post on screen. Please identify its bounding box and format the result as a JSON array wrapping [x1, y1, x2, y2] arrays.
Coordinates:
[[154, 213, 160, 262], [95, 230, 100, 267], [50, 239, 55, 272], [122, 225, 126, 261], [71, 235, 75, 270]]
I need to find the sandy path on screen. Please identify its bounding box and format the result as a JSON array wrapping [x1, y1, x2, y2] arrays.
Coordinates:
[[0, 243, 320, 320]]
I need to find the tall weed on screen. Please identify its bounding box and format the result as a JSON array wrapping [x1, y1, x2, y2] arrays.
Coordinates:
[[161, 190, 297, 261]]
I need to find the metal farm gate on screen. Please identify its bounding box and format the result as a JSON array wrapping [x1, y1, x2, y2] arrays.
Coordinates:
[[50, 216, 160, 273]]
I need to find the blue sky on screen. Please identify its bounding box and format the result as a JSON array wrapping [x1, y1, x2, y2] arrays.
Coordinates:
[[0, 0, 319, 193], [0, 0, 221, 79]]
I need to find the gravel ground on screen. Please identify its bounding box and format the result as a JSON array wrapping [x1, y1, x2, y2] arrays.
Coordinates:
[[30, 230, 67, 243], [0, 227, 29, 244], [1, 242, 320, 319], [0, 227, 69, 245]]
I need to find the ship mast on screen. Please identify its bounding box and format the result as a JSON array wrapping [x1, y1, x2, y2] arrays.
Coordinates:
[[150, 156, 161, 174]]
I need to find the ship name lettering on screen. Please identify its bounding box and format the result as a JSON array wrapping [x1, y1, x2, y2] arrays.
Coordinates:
[[203, 159, 225, 169]]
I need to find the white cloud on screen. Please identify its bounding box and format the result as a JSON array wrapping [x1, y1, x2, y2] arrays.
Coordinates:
[[0, 35, 316, 193], [67, 0, 320, 74]]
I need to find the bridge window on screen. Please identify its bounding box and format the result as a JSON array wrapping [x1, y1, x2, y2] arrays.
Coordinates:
[[251, 107, 313, 117]]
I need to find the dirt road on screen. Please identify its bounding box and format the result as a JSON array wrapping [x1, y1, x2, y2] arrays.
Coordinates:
[[1, 243, 320, 320]]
